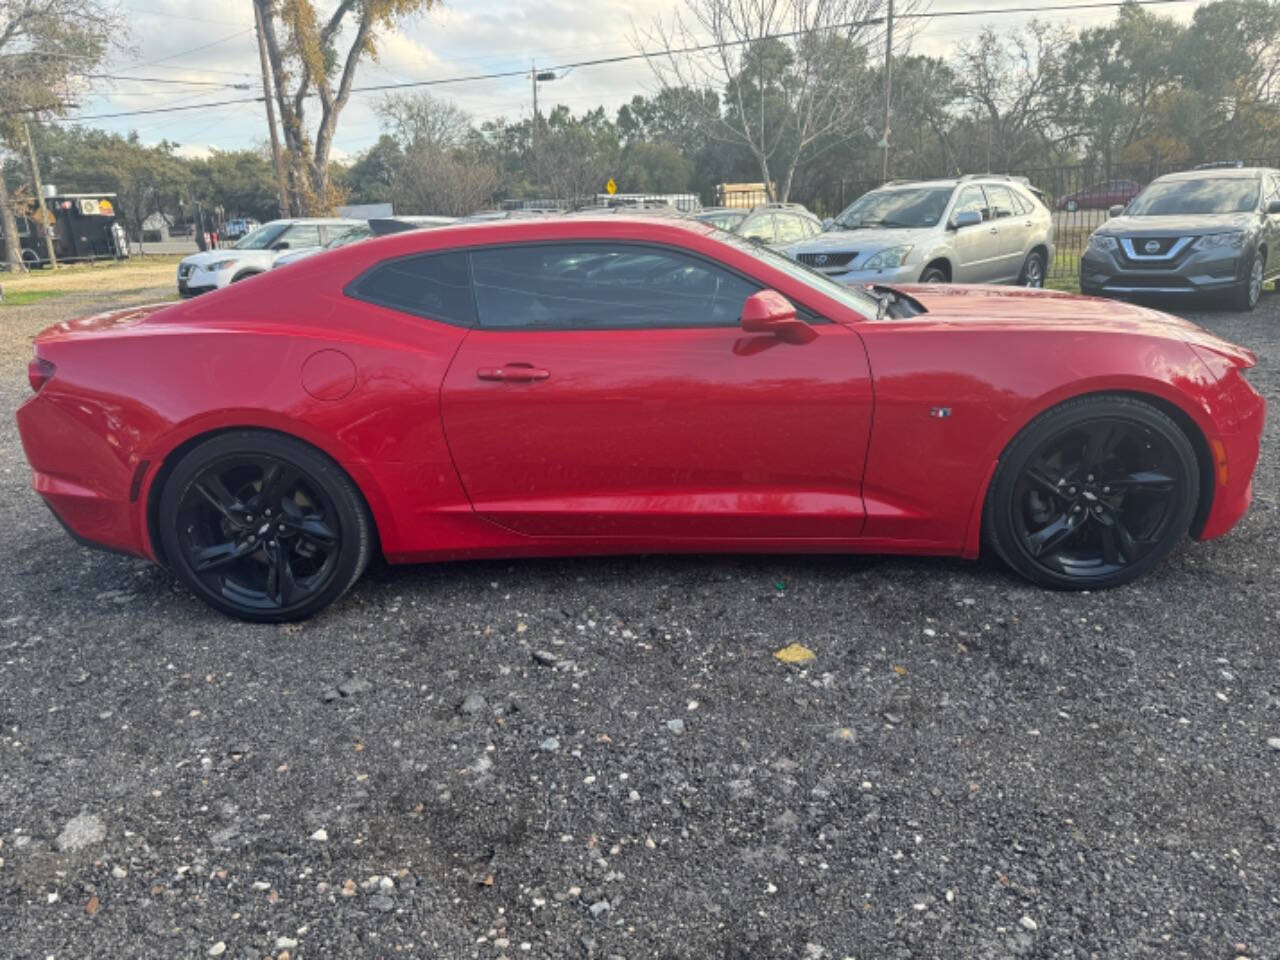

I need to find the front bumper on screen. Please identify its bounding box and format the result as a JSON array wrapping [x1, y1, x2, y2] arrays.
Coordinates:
[[177, 264, 234, 297], [821, 262, 921, 286], [1080, 244, 1247, 297]]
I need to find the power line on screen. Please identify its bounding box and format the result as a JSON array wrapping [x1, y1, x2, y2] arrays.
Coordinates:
[[37, 0, 1202, 123], [85, 74, 252, 89]]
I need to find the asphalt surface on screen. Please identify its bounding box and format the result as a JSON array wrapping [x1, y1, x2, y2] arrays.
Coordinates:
[[0, 286, 1277, 960]]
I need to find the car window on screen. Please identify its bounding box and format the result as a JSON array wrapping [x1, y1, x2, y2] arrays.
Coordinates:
[[1127, 177, 1260, 215], [953, 185, 989, 222], [985, 185, 1016, 219], [282, 224, 322, 249], [773, 214, 809, 245], [1011, 190, 1035, 215], [469, 243, 760, 330], [346, 251, 476, 326], [738, 215, 776, 243]]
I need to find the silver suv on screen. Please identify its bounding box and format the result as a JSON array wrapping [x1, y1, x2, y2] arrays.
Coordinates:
[[784, 176, 1055, 287]]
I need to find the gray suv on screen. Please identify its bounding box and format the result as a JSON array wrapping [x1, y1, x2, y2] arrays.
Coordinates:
[[783, 176, 1055, 287], [1080, 165, 1280, 311]]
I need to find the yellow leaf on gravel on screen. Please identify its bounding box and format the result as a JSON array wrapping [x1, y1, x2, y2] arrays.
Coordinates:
[[774, 644, 815, 664], [893, 665, 908, 676]]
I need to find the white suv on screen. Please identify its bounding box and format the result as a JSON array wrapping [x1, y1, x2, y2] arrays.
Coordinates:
[[177, 218, 362, 297], [785, 176, 1055, 288]]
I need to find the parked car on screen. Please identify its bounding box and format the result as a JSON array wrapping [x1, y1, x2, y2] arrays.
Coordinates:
[[1057, 180, 1143, 212], [177, 218, 362, 296], [786, 176, 1055, 287], [1079, 165, 1280, 310], [222, 218, 261, 242], [273, 217, 457, 268], [696, 203, 822, 248], [17, 215, 1262, 621]]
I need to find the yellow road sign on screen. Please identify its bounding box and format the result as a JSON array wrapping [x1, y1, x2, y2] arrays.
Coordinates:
[[605, 178, 617, 195]]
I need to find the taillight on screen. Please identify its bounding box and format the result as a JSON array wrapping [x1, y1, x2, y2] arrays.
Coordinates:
[[28, 357, 55, 393]]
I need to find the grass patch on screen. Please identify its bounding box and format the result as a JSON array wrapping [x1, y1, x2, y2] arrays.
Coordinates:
[[1, 255, 182, 296], [1047, 248, 1082, 293], [0, 289, 63, 307]]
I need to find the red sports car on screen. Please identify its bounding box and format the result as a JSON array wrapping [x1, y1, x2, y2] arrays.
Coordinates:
[[17, 217, 1264, 621]]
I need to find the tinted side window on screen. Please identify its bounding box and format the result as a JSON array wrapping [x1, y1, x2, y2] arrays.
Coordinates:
[[347, 251, 476, 326], [953, 186, 989, 221], [470, 243, 760, 330]]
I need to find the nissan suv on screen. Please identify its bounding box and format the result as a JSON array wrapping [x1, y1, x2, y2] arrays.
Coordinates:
[[177, 218, 362, 297], [1079, 165, 1280, 311], [783, 176, 1055, 287]]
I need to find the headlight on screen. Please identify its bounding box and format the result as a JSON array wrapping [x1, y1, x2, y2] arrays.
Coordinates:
[[863, 245, 913, 269], [205, 259, 238, 271], [1192, 232, 1246, 250], [1087, 234, 1118, 253]]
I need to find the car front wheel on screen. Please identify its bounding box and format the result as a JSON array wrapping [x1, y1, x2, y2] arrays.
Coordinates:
[[158, 431, 372, 622], [984, 395, 1199, 590], [919, 265, 949, 283], [1230, 252, 1263, 311]]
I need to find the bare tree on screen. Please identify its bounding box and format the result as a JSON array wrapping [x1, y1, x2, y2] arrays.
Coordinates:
[[253, 0, 439, 214], [393, 148, 499, 216], [636, 0, 906, 201], [377, 92, 473, 150]]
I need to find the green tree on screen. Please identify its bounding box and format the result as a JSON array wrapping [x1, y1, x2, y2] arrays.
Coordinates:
[[339, 134, 403, 204]]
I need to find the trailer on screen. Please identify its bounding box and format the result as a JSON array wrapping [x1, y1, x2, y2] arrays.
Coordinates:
[[0, 192, 129, 267]]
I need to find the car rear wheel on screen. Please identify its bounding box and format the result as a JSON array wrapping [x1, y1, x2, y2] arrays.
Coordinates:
[[1018, 251, 1046, 288], [158, 431, 372, 622], [984, 395, 1198, 590], [1230, 253, 1263, 311]]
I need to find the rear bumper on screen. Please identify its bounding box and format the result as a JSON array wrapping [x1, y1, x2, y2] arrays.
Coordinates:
[[16, 390, 151, 560]]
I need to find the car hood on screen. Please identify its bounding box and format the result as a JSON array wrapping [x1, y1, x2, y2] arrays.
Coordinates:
[[1094, 213, 1255, 237], [873, 283, 1256, 367], [179, 248, 281, 268], [273, 247, 323, 267], [791, 226, 921, 253]]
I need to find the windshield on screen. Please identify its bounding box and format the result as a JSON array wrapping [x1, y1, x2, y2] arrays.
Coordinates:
[[715, 230, 877, 316], [698, 211, 747, 231], [233, 223, 287, 250], [832, 187, 953, 229], [325, 225, 371, 249], [1126, 178, 1259, 215]]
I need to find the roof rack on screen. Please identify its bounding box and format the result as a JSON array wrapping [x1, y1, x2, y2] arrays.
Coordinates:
[[958, 173, 1011, 182], [1193, 160, 1245, 169], [748, 201, 809, 211]]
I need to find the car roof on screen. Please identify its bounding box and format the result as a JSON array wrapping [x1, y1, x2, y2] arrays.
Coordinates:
[[1156, 167, 1273, 181], [261, 217, 364, 227]]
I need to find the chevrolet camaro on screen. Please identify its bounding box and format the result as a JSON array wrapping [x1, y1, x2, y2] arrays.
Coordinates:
[[17, 217, 1265, 621]]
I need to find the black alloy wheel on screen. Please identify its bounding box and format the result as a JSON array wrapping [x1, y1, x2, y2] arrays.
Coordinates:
[[159, 431, 371, 621], [985, 396, 1199, 589]]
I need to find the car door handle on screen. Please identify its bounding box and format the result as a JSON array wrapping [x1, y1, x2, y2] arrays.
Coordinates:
[[477, 364, 550, 383]]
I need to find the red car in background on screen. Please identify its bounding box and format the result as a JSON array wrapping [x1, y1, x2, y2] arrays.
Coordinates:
[[1058, 179, 1144, 212], [16, 216, 1264, 621]]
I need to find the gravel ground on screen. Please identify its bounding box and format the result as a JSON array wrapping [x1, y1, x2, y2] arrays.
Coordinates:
[[0, 286, 1277, 960]]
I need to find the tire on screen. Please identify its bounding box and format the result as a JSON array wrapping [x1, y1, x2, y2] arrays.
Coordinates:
[[919, 264, 949, 284], [158, 431, 372, 622], [1018, 250, 1046, 288], [984, 395, 1199, 590], [1230, 252, 1263, 311], [230, 270, 260, 284], [1065, 199, 1078, 212]]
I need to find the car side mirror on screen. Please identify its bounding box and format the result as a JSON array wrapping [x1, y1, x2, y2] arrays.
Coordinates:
[[950, 210, 981, 230], [1108, 204, 1125, 217], [1268, 200, 1280, 215], [740, 290, 817, 344]]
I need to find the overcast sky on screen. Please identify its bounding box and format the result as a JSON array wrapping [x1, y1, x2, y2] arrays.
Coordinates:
[[70, 0, 1215, 160]]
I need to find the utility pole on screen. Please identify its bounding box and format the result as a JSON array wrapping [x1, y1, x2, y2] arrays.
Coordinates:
[[22, 122, 57, 268], [882, 0, 893, 183], [254, 0, 291, 218], [530, 62, 558, 199]]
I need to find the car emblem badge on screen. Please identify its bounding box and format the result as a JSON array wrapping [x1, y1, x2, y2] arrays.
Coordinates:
[[814, 254, 829, 265], [1144, 240, 1161, 254]]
